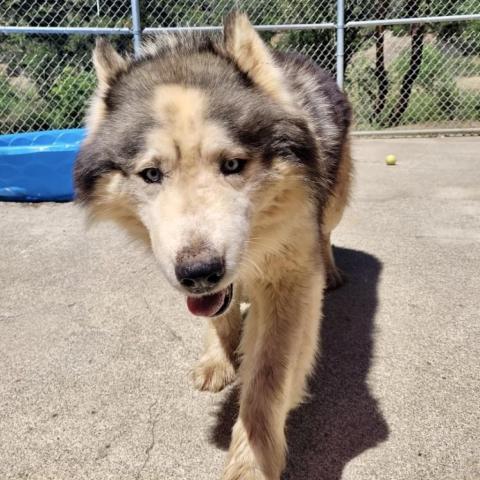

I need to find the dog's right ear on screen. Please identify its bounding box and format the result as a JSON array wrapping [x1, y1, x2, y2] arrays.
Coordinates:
[[93, 38, 128, 90]]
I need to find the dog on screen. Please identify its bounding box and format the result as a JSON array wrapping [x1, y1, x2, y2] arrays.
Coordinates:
[[74, 11, 352, 480]]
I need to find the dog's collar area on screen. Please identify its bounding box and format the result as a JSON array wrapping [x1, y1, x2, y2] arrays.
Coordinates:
[[186, 284, 233, 317]]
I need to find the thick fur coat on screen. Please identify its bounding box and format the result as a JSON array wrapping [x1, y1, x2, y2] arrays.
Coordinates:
[[74, 12, 352, 480]]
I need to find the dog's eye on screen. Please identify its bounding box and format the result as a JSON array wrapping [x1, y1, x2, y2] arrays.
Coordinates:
[[139, 167, 163, 184], [220, 158, 247, 175]]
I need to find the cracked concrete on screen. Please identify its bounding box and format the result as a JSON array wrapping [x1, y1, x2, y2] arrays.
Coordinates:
[[135, 400, 159, 480], [0, 137, 479, 479]]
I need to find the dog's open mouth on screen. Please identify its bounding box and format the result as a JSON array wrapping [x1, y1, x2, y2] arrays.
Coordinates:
[[186, 284, 233, 317]]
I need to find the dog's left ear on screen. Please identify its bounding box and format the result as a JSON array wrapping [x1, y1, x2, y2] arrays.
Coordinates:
[[223, 12, 293, 108]]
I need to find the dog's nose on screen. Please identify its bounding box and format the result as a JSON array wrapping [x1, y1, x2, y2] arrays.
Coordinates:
[[175, 258, 225, 292]]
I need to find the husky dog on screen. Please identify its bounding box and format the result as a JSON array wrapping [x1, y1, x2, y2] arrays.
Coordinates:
[[74, 12, 352, 480]]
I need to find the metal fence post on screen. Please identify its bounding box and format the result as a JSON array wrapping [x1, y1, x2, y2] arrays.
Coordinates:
[[131, 0, 142, 56], [336, 0, 345, 89]]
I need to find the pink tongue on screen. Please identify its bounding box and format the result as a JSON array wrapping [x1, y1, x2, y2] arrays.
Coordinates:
[[187, 289, 226, 317]]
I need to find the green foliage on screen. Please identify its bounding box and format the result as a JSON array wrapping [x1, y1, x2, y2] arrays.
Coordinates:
[[458, 21, 480, 55], [347, 41, 480, 129], [49, 66, 96, 129], [0, 73, 49, 132], [345, 54, 378, 127], [1, 0, 480, 132], [0, 65, 94, 133]]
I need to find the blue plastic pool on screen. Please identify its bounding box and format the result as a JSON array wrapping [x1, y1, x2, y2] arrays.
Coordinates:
[[0, 129, 86, 202]]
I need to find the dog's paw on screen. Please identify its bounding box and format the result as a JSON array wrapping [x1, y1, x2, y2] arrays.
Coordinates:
[[222, 462, 267, 480], [192, 357, 236, 393], [326, 266, 347, 291]]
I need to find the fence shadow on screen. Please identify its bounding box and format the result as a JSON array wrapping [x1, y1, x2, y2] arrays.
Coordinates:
[[209, 247, 389, 480]]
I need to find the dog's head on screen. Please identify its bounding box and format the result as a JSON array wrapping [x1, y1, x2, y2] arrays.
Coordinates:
[[75, 13, 319, 317]]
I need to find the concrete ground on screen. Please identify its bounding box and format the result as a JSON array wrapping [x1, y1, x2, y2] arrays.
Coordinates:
[[0, 137, 479, 480]]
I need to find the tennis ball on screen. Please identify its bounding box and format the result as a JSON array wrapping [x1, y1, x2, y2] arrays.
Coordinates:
[[385, 154, 397, 166]]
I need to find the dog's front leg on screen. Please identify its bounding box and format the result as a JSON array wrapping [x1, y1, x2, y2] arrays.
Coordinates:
[[193, 296, 243, 392], [223, 272, 323, 480]]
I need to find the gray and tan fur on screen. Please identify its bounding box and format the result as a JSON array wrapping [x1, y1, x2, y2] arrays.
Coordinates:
[[74, 12, 352, 480]]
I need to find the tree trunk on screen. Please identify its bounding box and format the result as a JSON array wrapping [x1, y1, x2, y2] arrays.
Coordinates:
[[386, 24, 425, 127], [372, 26, 389, 122]]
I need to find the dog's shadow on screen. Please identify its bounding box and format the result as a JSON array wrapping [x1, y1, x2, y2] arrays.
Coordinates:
[[209, 247, 389, 479]]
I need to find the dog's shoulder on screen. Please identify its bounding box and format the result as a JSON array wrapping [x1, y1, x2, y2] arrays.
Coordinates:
[[274, 50, 351, 141]]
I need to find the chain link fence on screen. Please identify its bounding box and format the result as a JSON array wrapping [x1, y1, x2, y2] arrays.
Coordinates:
[[1, 1, 479, 135]]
